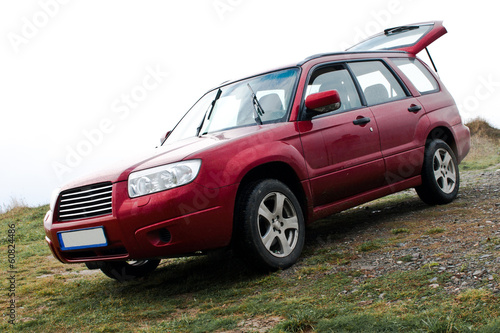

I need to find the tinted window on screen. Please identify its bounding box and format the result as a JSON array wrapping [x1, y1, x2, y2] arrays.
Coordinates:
[[392, 58, 439, 93], [349, 61, 406, 105], [306, 64, 362, 113]]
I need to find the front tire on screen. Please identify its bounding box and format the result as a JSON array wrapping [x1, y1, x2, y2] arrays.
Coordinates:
[[94, 259, 160, 282], [416, 139, 459, 205], [235, 179, 305, 271]]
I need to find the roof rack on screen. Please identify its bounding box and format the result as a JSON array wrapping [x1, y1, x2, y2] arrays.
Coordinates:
[[298, 50, 407, 65]]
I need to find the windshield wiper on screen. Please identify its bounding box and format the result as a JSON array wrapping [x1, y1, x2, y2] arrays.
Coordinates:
[[196, 88, 222, 136], [247, 83, 264, 125], [384, 25, 418, 35]]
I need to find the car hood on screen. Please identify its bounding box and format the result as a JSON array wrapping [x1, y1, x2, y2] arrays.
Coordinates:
[[60, 126, 262, 191]]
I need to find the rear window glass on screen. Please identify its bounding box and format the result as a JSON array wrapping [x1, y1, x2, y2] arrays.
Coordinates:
[[392, 58, 439, 94], [348, 24, 433, 51], [348, 61, 406, 106]]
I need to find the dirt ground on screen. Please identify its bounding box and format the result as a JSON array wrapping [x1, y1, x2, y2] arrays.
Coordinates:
[[289, 167, 500, 295]]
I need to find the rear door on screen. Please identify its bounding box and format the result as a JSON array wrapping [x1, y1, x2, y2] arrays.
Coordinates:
[[347, 21, 447, 56], [347, 60, 430, 184]]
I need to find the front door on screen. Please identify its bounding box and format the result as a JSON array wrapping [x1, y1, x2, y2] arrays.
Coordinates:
[[298, 63, 385, 207]]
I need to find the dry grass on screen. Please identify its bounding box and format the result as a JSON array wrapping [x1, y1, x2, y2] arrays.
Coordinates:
[[0, 196, 27, 214], [462, 119, 500, 170], [466, 118, 500, 140]]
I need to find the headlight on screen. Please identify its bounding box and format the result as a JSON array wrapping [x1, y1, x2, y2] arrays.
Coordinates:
[[128, 160, 201, 198], [50, 188, 61, 211]]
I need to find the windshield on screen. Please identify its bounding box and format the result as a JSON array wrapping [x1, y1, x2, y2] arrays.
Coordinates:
[[165, 68, 299, 144]]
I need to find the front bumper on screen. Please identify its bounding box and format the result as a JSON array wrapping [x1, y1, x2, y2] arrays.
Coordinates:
[[44, 181, 237, 263]]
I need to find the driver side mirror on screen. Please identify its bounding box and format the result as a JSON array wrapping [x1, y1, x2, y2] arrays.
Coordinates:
[[305, 90, 341, 116]]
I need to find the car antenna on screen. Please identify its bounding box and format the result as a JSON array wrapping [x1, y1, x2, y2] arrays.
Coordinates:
[[425, 47, 439, 76]]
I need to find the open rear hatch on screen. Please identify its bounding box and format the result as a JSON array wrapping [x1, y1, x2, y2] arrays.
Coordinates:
[[346, 21, 447, 56]]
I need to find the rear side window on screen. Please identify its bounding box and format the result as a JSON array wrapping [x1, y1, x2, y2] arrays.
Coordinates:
[[348, 61, 407, 105], [392, 58, 439, 94]]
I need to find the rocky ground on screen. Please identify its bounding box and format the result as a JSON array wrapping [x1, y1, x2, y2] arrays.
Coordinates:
[[287, 167, 500, 297]]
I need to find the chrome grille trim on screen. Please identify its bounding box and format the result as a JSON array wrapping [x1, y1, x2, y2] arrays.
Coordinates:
[[57, 183, 113, 221], [60, 190, 112, 203], [59, 195, 112, 208]]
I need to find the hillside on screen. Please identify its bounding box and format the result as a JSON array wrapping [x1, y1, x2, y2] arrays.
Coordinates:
[[1, 121, 499, 332], [461, 118, 500, 171], [466, 118, 500, 140]]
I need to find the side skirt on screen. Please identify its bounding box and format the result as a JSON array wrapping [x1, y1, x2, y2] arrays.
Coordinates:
[[311, 175, 422, 222]]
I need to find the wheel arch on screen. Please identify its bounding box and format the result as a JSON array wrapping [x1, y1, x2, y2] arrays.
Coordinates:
[[426, 126, 458, 158], [233, 161, 310, 227]]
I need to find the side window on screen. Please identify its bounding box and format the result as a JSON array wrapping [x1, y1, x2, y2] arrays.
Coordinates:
[[306, 64, 362, 113], [392, 58, 439, 94], [349, 61, 407, 105]]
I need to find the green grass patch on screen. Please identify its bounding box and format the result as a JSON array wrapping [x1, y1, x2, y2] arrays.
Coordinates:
[[391, 227, 410, 235], [422, 262, 440, 270], [399, 254, 413, 262], [426, 227, 446, 235], [357, 239, 386, 252]]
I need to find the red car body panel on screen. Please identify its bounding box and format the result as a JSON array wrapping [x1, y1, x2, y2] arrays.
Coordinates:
[[299, 107, 386, 206], [44, 21, 470, 265], [395, 21, 447, 55]]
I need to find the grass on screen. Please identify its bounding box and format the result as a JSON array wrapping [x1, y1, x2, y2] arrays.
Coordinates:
[[426, 227, 446, 235], [0, 196, 27, 215], [1, 120, 499, 332], [461, 118, 500, 171], [391, 228, 410, 235], [357, 239, 385, 252], [2, 194, 499, 332], [466, 118, 500, 140]]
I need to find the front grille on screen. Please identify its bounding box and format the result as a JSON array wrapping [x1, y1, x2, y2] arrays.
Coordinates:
[[57, 182, 113, 221]]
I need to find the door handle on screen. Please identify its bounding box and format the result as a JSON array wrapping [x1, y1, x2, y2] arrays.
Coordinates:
[[408, 104, 422, 113], [353, 117, 371, 125]]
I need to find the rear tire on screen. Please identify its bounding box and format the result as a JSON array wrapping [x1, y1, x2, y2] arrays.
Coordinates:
[[234, 179, 305, 271], [95, 259, 160, 282], [416, 139, 459, 205]]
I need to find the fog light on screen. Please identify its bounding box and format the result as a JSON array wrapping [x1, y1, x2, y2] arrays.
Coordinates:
[[158, 228, 172, 243]]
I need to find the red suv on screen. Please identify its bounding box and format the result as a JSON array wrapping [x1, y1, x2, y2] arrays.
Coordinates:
[[44, 21, 470, 281]]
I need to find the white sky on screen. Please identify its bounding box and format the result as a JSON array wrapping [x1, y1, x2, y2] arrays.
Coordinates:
[[1, 0, 499, 208]]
